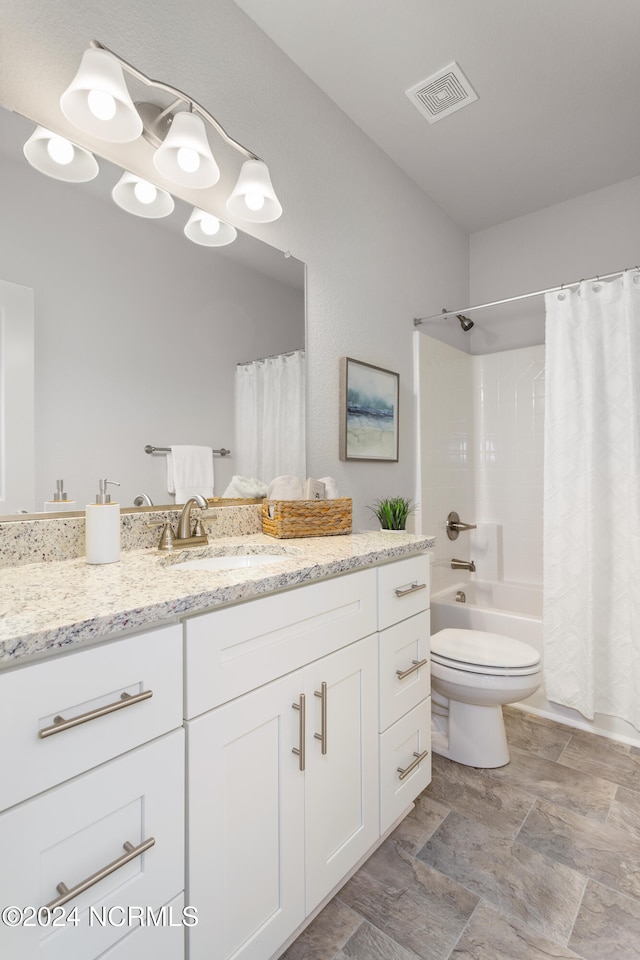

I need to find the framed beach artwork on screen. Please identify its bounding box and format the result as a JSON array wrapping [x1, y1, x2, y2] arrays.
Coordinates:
[[339, 357, 399, 461]]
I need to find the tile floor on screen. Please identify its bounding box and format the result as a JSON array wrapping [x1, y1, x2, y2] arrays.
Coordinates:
[[284, 707, 640, 960]]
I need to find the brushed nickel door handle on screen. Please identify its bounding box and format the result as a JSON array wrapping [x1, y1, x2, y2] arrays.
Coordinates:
[[396, 658, 428, 681], [44, 837, 155, 909], [314, 681, 328, 755], [38, 689, 153, 739], [397, 749, 430, 781], [292, 693, 306, 771], [394, 581, 427, 598]]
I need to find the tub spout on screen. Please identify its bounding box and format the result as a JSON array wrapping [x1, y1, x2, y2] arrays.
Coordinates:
[[451, 558, 476, 572]]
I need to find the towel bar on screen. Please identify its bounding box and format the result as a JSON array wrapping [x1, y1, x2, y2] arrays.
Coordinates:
[[144, 445, 231, 457]]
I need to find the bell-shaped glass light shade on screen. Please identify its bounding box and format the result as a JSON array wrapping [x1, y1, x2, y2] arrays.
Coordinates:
[[112, 171, 175, 218], [226, 159, 282, 223], [23, 126, 99, 182], [153, 111, 220, 189], [60, 48, 143, 143], [184, 208, 237, 246]]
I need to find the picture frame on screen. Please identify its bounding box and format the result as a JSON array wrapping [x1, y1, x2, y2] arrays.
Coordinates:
[[339, 357, 399, 462]]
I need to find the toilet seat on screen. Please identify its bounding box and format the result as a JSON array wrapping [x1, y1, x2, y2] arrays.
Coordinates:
[[431, 628, 541, 677]]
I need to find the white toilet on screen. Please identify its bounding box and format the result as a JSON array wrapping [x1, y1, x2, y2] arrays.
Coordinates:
[[430, 628, 542, 768]]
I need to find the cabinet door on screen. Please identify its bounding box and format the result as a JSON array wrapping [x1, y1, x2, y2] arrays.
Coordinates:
[[186, 672, 305, 960], [304, 635, 379, 913], [0, 731, 184, 960]]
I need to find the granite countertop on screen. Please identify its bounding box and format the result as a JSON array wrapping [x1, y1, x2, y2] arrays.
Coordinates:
[[1, 531, 434, 667]]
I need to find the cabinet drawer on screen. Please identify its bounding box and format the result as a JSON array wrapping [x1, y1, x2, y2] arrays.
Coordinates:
[[184, 568, 377, 718], [379, 699, 431, 834], [95, 894, 186, 959], [379, 611, 430, 732], [0, 730, 184, 960], [377, 555, 430, 630], [0, 625, 183, 810]]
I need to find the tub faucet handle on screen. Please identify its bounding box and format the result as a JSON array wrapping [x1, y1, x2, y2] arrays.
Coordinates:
[[447, 511, 477, 540]]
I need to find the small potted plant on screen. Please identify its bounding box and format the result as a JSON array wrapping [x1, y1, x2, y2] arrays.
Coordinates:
[[370, 496, 415, 531]]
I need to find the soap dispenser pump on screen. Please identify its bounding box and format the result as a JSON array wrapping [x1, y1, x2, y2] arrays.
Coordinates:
[[85, 479, 121, 564]]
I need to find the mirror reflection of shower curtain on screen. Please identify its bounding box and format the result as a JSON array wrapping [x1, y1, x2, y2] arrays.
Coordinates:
[[543, 272, 640, 728], [235, 350, 306, 483]]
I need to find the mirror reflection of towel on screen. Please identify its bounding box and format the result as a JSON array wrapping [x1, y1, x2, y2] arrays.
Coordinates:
[[167, 445, 214, 502], [267, 475, 304, 500]]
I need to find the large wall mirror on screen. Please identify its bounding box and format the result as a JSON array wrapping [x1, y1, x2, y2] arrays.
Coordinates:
[[0, 107, 305, 517]]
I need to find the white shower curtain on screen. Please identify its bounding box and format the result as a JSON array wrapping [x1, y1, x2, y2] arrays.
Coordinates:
[[235, 350, 306, 483], [543, 272, 640, 728]]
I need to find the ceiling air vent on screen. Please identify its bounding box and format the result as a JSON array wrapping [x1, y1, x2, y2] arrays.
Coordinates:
[[405, 61, 478, 123]]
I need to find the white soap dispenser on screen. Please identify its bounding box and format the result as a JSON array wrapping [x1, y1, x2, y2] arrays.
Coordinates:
[[85, 479, 121, 564], [43, 479, 76, 513]]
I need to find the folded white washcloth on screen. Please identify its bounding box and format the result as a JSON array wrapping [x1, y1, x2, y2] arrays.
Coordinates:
[[167, 445, 214, 502], [222, 476, 269, 499], [318, 477, 340, 499], [267, 475, 304, 500]]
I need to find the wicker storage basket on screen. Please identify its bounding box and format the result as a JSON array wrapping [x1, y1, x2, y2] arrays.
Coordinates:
[[262, 498, 352, 539]]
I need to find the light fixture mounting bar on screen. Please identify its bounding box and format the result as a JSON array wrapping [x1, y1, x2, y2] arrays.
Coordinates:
[[89, 39, 261, 162]]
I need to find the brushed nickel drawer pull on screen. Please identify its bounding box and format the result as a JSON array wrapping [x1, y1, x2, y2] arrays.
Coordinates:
[[394, 581, 427, 598], [44, 837, 156, 910], [38, 689, 153, 739], [292, 693, 306, 771], [396, 658, 429, 681], [397, 749, 429, 781], [314, 682, 328, 755]]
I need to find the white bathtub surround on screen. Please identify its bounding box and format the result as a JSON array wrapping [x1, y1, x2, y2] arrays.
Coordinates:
[[416, 335, 545, 592], [469, 523, 502, 581], [543, 273, 640, 731]]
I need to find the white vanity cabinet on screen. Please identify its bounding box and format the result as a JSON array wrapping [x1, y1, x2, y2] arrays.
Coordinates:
[[184, 571, 379, 960], [0, 625, 186, 960], [0, 544, 433, 960]]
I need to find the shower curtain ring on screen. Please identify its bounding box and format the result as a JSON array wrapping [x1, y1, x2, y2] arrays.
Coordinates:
[[557, 283, 566, 301], [593, 275, 602, 292]]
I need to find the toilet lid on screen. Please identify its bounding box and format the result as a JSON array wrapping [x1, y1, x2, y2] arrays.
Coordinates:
[[431, 628, 541, 670]]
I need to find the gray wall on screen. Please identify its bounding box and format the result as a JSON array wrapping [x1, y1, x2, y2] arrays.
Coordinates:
[[0, 0, 469, 529]]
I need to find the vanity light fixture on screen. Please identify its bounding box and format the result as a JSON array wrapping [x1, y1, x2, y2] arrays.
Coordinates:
[[226, 159, 283, 224], [184, 208, 237, 246], [60, 47, 143, 143], [59, 40, 283, 221], [23, 126, 99, 182], [152, 110, 220, 189], [111, 171, 175, 218]]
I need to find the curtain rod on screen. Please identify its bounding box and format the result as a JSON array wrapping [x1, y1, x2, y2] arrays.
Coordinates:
[[413, 266, 638, 326], [237, 348, 305, 366]]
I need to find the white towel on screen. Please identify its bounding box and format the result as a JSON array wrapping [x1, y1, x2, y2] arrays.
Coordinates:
[[267, 475, 304, 500], [318, 477, 340, 499], [167, 445, 214, 502], [222, 476, 268, 499]]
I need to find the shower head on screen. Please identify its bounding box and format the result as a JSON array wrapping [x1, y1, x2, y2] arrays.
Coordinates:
[[456, 313, 474, 332]]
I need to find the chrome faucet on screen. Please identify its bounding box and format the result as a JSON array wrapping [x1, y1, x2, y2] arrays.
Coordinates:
[[175, 494, 209, 545], [451, 558, 476, 572]]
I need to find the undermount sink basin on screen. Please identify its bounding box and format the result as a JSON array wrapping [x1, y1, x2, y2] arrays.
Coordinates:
[[172, 554, 295, 572]]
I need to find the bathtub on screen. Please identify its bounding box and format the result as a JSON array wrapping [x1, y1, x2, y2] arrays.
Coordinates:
[[430, 580, 542, 653], [431, 580, 640, 747]]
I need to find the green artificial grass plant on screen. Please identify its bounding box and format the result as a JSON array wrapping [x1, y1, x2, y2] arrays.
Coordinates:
[[370, 496, 415, 530]]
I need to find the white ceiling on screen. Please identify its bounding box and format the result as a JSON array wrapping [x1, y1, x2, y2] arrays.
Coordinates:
[[234, 0, 640, 233]]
